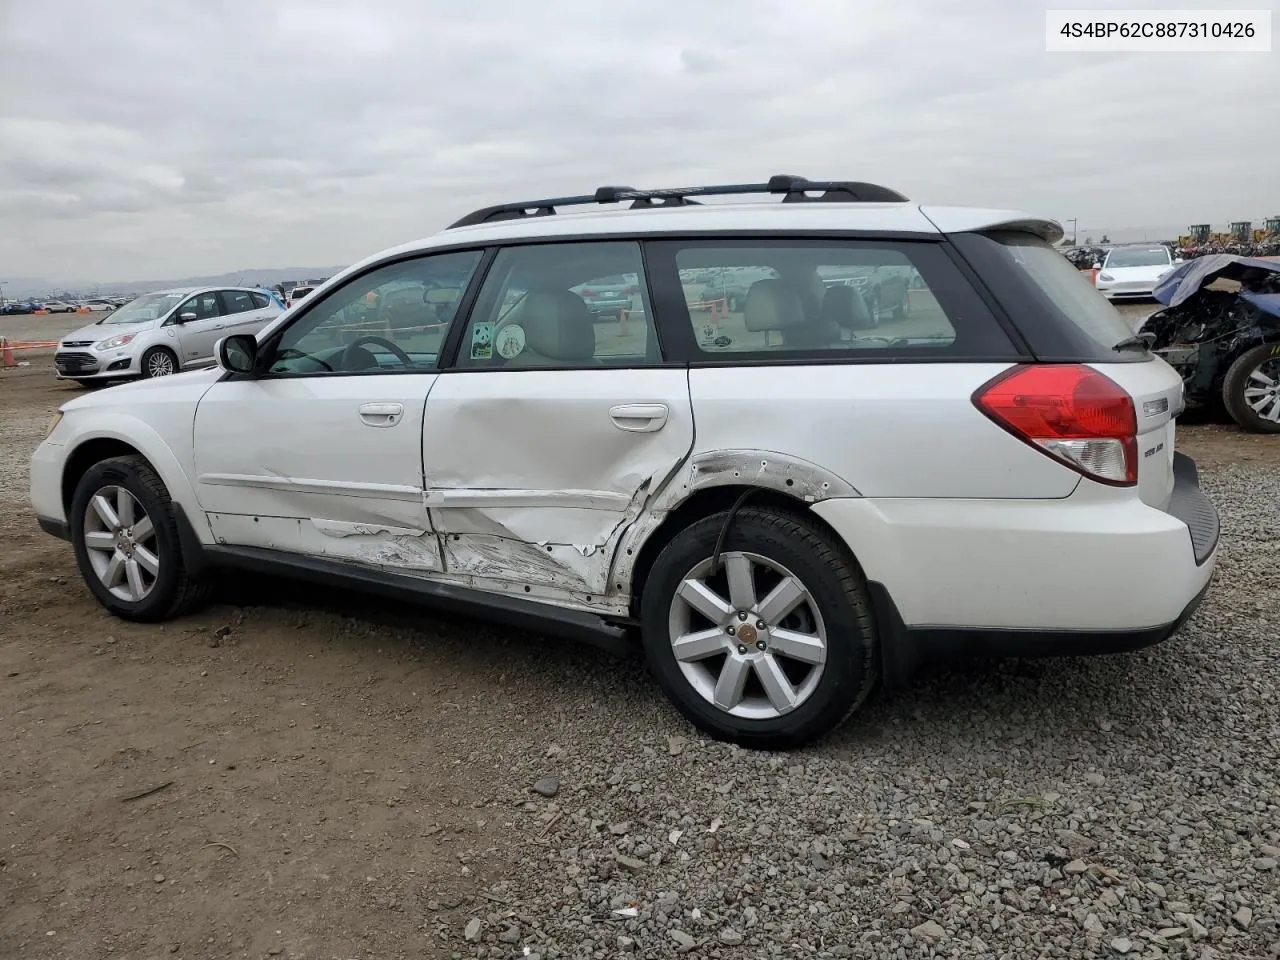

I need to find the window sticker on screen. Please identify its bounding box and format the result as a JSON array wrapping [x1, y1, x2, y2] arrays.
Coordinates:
[[496, 324, 526, 359], [470, 321, 494, 360]]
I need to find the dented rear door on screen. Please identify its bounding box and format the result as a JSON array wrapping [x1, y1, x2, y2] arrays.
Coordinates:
[[420, 368, 694, 597]]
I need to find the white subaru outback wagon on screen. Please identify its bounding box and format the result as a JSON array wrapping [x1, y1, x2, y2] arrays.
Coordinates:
[[30, 176, 1219, 749]]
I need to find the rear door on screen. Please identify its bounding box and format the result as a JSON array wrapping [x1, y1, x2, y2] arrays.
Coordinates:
[[421, 239, 693, 599]]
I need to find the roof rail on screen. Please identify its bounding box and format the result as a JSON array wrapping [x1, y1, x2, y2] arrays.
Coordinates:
[[446, 174, 909, 229]]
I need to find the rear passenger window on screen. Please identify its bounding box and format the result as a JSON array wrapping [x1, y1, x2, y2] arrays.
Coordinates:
[[653, 239, 1016, 360], [453, 241, 658, 368], [221, 290, 255, 314]]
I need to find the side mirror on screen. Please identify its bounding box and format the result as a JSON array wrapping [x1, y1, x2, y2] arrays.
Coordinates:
[[217, 334, 258, 374], [177, 312, 198, 323]]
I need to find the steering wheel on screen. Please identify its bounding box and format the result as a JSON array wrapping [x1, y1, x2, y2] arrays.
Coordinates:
[[340, 335, 414, 370]]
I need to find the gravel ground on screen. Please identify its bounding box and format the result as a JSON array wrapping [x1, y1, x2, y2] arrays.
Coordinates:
[[453, 444, 1280, 958], [2, 353, 1278, 959]]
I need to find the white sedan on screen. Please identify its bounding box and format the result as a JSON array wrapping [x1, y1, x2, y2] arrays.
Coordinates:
[[1094, 245, 1179, 301]]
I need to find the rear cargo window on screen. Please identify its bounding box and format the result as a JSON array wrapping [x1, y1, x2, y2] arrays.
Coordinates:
[[647, 238, 1019, 362], [952, 231, 1145, 363]]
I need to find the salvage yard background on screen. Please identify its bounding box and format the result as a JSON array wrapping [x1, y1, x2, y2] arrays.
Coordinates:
[[2, 306, 1278, 959]]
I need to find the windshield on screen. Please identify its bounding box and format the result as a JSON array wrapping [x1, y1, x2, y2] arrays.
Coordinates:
[[103, 292, 185, 324], [1105, 246, 1170, 269]]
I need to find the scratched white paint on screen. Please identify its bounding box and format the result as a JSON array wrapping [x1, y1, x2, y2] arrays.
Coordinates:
[[420, 367, 694, 592], [208, 514, 444, 571]]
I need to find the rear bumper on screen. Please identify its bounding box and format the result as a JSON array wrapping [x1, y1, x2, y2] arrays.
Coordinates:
[[811, 453, 1218, 658]]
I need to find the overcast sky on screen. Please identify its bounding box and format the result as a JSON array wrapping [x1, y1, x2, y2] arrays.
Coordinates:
[[1, 0, 1277, 284]]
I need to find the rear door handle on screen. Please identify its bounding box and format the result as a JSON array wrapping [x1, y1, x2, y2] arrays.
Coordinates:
[[359, 402, 403, 427], [609, 403, 669, 433]]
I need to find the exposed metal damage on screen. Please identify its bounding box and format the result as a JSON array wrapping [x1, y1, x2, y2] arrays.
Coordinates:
[[431, 476, 657, 599], [607, 450, 861, 601], [203, 446, 864, 613]]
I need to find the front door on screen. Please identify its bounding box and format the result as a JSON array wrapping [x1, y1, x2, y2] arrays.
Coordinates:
[[191, 249, 486, 573], [422, 240, 693, 600], [169, 291, 226, 366]]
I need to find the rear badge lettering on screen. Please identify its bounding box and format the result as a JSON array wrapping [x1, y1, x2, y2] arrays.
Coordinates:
[[1144, 441, 1165, 459]]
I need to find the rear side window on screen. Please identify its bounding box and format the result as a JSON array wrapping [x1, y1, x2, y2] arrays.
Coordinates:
[[950, 231, 1144, 363], [648, 238, 1018, 362], [220, 290, 255, 313]]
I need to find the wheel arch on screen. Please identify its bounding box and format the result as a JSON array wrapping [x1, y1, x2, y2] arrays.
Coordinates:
[[1214, 333, 1280, 389], [57, 420, 214, 546]]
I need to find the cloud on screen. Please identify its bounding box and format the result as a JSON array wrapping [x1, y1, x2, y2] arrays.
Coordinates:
[[0, 0, 1276, 283]]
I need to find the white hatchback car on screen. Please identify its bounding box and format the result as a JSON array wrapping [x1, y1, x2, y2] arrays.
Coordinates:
[[53, 287, 283, 384], [30, 176, 1219, 748]]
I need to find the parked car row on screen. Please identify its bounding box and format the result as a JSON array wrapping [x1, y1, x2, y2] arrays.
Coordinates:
[[1, 296, 131, 315]]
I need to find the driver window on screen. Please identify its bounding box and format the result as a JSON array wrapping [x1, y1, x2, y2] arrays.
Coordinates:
[[266, 250, 483, 375]]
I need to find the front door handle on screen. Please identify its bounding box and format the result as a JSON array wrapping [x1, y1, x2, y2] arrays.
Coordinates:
[[358, 402, 403, 427], [609, 403, 669, 433]]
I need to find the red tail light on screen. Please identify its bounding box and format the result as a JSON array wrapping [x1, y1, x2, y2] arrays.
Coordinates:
[[973, 364, 1138, 486]]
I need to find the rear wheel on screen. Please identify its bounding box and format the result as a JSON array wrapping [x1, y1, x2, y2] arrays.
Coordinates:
[[141, 346, 177, 379], [69, 455, 212, 621], [639, 507, 877, 749], [1222, 344, 1280, 433]]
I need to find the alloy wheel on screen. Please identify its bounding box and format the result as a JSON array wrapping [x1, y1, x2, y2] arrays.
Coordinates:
[[82, 485, 159, 602], [667, 551, 827, 720], [1243, 358, 1280, 423], [147, 351, 175, 377]]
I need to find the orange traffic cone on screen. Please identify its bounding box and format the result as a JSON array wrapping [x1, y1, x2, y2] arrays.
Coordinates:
[[2, 337, 16, 368]]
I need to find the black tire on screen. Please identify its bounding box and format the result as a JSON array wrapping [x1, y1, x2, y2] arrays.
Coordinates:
[[1222, 343, 1280, 434], [639, 506, 877, 750], [69, 455, 213, 622], [141, 346, 178, 379]]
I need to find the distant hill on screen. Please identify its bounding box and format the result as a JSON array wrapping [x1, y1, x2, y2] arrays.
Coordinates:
[[2, 267, 348, 300]]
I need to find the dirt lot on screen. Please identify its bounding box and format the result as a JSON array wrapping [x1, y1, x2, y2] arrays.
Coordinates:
[[3, 332, 1278, 959]]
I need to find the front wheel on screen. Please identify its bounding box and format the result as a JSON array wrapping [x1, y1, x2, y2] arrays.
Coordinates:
[[141, 346, 178, 379], [69, 455, 212, 621], [1222, 344, 1280, 433], [639, 507, 877, 749]]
